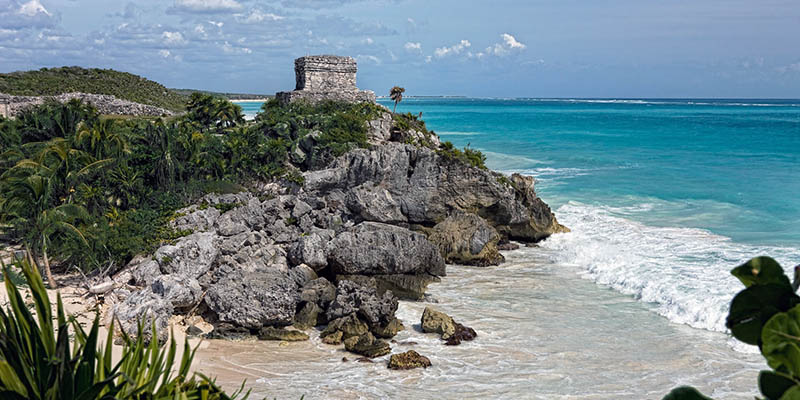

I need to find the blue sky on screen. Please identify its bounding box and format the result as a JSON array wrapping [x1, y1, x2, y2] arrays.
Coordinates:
[[1, 0, 799, 98]]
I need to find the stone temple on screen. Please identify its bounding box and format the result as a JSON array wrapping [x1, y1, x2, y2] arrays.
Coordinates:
[[276, 55, 376, 104]]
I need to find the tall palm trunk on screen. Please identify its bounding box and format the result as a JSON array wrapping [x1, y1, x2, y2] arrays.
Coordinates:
[[41, 238, 58, 288], [393, 102, 398, 113]]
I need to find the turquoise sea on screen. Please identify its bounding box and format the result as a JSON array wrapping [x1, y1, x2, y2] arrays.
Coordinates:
[[230, 98, 800, 398]]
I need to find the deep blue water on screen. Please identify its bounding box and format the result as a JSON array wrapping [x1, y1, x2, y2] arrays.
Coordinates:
[[237, 98, 800, 333]]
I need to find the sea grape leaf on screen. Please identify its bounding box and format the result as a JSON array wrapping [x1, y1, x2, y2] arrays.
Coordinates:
[[763, 306, 800, 377], [727, 284, 800, 346], [662, 386, 713, 400], [732, 257, 791, 289], [759, 370, 798, 400], [781, 385, 800, 400]]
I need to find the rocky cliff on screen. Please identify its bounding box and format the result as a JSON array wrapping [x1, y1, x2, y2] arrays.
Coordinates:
[[108, 109, 567, 352]]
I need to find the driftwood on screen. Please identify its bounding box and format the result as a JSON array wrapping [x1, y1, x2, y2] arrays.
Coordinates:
[[89, 281, 115, 294]]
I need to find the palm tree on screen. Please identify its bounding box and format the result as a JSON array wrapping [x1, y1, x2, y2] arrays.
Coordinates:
[[0, 174, 88, 288], [390, 86, 405, 113], [77, 118, 130, 160]]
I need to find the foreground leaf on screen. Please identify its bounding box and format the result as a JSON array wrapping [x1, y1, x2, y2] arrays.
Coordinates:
[[759, 370, 798, 400], [763, 306, 800, 377], [732, 257, 791, 289], [727, 284, 800, 345], [662, 386, 713, 400]]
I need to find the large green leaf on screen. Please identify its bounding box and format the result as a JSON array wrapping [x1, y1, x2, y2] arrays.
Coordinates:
[[662, 386, 714, 400], [732, 257, 791, 289], [759, 370, 798, 400], [781, 385, 800, 400], [763, 306, 800, 377], [727, 284, 800, 345]]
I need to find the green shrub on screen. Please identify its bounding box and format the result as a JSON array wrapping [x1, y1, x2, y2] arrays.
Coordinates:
[[663, 257, 800, 400], [437, 141, 487, 169], [0, 259, 249, 399]]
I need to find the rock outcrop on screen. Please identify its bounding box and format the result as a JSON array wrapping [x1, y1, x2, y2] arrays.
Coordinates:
[[109, 64, 565, 353]]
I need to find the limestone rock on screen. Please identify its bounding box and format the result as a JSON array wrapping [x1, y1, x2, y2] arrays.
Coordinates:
[[304, 143, 567, 243], [343, 332, 391, 358], [204, 269, 298, 329], [322, 330, 344, 345], [288, 232, 330, 270], [388, 350, 432, 370], [258, 327, 309, 341], [112, 289, 173, 344], [293, 302, 322, 330], [124, 255, 162, 287], [374, 318, 405, 339], [321, 313, 369, 342], [299, 277, 337, 309], [428, 212, 504, 266], [445, 322, 478, 346], [288, 264, 318, 287], [421, 306, 456, 339], [336, 273, 440, 301], [327, 222, 446, 276], [154, 232, 218, 279], [150, 274, 202, 309], [326, 280, 398, 333], [170, 206, 220, 233]]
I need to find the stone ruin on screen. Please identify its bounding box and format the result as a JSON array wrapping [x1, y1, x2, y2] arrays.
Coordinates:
[[276, 55, 376, 104]]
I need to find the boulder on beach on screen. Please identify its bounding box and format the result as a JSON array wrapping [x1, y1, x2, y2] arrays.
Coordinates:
[[421, 306, 477, 345], [258, 326, 309, 341], [343, 331, 392, 358], [388, 350, 432, 370]]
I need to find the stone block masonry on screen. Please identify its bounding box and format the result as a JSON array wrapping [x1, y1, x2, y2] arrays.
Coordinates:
[[276, 55, 376, 104]]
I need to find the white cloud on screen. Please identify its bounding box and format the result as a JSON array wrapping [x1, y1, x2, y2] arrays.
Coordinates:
[[404, 41, 421, 52], [207, 20, 224, 28], [363, 37, 374, 45], [356, 54, 381, 65], [483, 33, 527, 57], [19, 0, 49, 17], [236, 9, 284, 24], [169, 0, 242, 14], [221, 41, 251, 54], [434, 39, 470, 58], [161, 31, 186, 46], [502, 33, 525, 49], [159, 49, 171, 57]]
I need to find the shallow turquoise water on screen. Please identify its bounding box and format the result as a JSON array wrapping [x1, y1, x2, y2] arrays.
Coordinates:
[[381, 98, 800, 246]]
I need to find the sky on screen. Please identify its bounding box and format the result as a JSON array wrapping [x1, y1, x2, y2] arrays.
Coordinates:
[[1, 0, 799, 98]]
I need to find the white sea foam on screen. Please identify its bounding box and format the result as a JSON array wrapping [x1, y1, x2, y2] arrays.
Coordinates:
[[540, 201, 800, 336]]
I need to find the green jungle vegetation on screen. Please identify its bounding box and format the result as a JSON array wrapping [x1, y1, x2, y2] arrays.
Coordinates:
[[0, 67, 187, 112], [664, 257, 800, 400], [0, 85, 484, 288], [0, 259, 249, 399]]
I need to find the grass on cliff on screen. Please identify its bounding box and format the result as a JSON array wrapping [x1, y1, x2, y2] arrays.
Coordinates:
[[0, 67, 187, 112]]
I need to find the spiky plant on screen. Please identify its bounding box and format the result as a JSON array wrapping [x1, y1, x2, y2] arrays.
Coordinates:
[[0, 259, 249, 399]]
